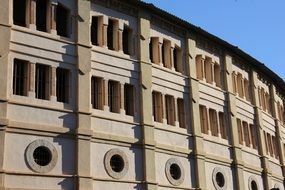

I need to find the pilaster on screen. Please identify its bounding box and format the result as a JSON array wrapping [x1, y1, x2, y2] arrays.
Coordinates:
[[224, 54, 245, 190], [186, 34, 207, 190], [270, 85, 285, 177], [138, 9, 158, 190], [76, 0, 92, 189], [251, 70, 272, 190]]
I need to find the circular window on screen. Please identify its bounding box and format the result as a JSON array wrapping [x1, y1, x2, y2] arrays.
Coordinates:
[[104, 149, 129, 179], [165, 158, 184, 186], [110, 154, 125, 173], [212, 167, 227, 190], [25, 139, 58, 173], [33, 146, 52, 166], [248, 176, 259, 190], [216, 172, 225, 187]]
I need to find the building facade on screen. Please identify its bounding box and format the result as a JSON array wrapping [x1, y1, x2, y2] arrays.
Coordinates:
[[0, 0, 285, 189]]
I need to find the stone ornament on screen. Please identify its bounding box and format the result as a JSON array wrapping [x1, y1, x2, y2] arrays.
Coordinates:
[[104, 148, 129, 179], [165, 158, 185, 186], [25, 139, 58, 173], [212, 167, 227, 190], [248, 176, 259, 190]]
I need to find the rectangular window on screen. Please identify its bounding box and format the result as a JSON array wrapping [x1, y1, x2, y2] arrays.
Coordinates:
[[165, 95, 175, 126], [237, 119, 243, 145], [250, 124, 257, 149], [123, 25, 132, 55], [242, 121, 250, 147], [264, 131, 269, 155], [177, 98, 186, 128], [107, 19, 118, 50], [237, 73, 244, 97], [152, 91, 163, 123], [56, 3, 70, 37], [214, 64, 221, 87], [196, 55, 204, 80], [35, 64, 50, 100], [272, 136, 279, 159], [199, 105, 208, 134], [56, 68, 69, 103], [205, 57, 213, 84], [232, 72, 237, 94], [13, 0, 27, 27], [36, 0, 48, 32], [124, 84, 134, 116], [173, 46, 182, 73], [209, 109, 218, 137], [219, 112, 227, 139], [91, 16, 104, 46], [91, 77, 104, 110], [150, 37, 160, 64], [267, 133, 273, 157], [108, 80, 120, 113], [244, 79, 250, 101], [13, 59, 29, 96], [162, 39, 171, 69]]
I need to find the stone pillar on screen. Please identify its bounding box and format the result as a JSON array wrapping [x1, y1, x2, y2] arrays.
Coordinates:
[[270, 85, 285, 177], [174, 97, 179, 127], [0, 0, 12, 188], [171, 44, 175, 71], [251, 70, 272, 190], [50, 2, 57, 35], [50, 66, 57, 101], [158, 39, 163, 67], [224, 54, 245, 190], [120, 83, 125, 114], [29, 0, 36, 30], [76, 0, 92, 189], [162, 93, 167, 125], [186, 34, 207, 189], [28, 62, 36, 98], [104, 79, 109, 111], [138, 9, 158, 190]]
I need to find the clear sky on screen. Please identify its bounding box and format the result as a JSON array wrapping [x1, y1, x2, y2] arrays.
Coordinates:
[[143, 0, 285, 80]]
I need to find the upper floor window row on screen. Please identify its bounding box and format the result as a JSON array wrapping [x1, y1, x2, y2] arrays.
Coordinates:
[[91, 16, 133, 55], [258, 87, 272, 115], [152, 91, 186, 128], [236, 118, 258, 150], [199, 105, 227, 140], [13, 0, 71, 37], [277, 101, 285, 125], [13, 59, 70, 103], [232, 71, 251, 102], [150, 37, 183, 74], [196, 55, 221, 88], [91, 77, 135, 116]]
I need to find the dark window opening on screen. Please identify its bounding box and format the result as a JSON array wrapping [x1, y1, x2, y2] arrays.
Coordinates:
[[216, 172, 225, 187], [124, 84, 134, 116], [36, 0, 48, 32], [91, 77, 104, 110], [149, 38, 153, 62], [123, 26, 131, 55], [56, 68, 69, 103], [177, 99, 185, 128], [56, 3, 69, 37], [35, 64, 50, 100], [110, 154, 124, 173], [13, 0, 27, 26], [13, 59, 29, 96], [165, 95, 175, 126], [107, 19, 114, 50], [170, 163, 181, 180], [91, 17, 98, 45], [152, 91, 163, 123], [108, 80, 120, 113], [251, 181, 258, 190], [33, 146, 52, 166]]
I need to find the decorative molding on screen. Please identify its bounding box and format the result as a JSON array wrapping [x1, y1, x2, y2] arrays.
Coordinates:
[[165, 158, 185, 186], [196, 36, 223, 56], [151, 16, 186, 37], [25, 139, 58, 173]]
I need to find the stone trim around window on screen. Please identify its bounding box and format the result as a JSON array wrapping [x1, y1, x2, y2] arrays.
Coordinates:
[[212, 167, 227, 190], [25, 139, 58, 173], [104, 148, 129, 179], [248, 176, 259, 190], [165, 158, 185, 186]]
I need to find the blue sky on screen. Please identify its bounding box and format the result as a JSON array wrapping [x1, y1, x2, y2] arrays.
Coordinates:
[[143, 0, 285, 80]]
